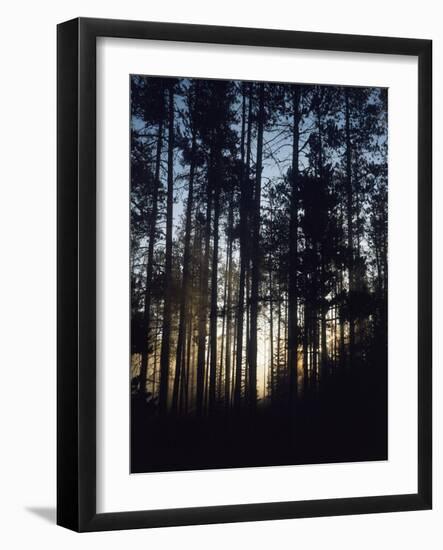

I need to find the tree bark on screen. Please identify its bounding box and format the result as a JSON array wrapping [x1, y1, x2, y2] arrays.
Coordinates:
[[248, 82, 265, 410], [224, 193, 234, 407], [234, 84, 251, 409], [171, 125, 197, 412], [219, 247, 229, 401], [345, 88, 355, 364], [139, 90, 164, 396], [196, 172, 212, 416], [287, 85, 300, 408], [209, 144, 221, 414], [158, 86, 174, 410]]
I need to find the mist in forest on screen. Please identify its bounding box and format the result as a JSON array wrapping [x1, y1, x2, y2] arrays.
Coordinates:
[[130, 75, 388, 473]]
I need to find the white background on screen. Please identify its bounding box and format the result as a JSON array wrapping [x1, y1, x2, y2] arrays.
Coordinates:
[[97, 38, 418, 512], [0, 0, 441, 548]]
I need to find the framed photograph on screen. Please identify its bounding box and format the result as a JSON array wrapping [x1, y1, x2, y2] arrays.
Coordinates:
[[57, 17, 432, 531]]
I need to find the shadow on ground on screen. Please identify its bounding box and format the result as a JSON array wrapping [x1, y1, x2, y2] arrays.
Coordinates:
[[26, 507, 56, 524]]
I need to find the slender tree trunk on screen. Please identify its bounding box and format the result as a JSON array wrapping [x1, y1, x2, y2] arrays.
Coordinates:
[[248, 82, 265, 410], [219, 249, 228, 401], [196, 174, 212, 416], [190, 318, 196, 410], [152, 305, 159, 397], [315, 96, 329, 379], [345, 88, 355, 364], [209, 146, 221, 414], [234, 85, 250, 409], [204, 335, 211, 411], [284, 294, 288, 373], [171, 127, 197, 412], [287, 85, 300, 409], [276, 288, 282, 398], [320, 250, 328, 377], [225, 195, 234, 407], [339, 202, 346, 367], [245, 269, 250, 400], [139, 93, 164, 396], [158, 86, 174, 410], [180, 312, 192, 414], [186, 314, 193, 410], [309, 314, 314, 385], [303, 303, 309, 393], [230, 307, 237, 406], [269, 265, 274, 402]]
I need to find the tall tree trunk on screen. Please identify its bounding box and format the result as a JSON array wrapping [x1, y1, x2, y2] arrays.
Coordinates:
[[245, 268, 250, 399], [158, 86, 175, 410], [190, 318, 196, 409], [248, 82, 265, 410], [139, 92, 164, 396], [230, 304, 237, 405], [320, 250, 328, 376], [196, 173, 212, 416], [303, 303, 309, 392], [339, 202, 346, 367], [316, 95, 328, 378], [204, 334, 211, 411], [284, 294, 288, 372], [183, 312, 192, 413], [276, 291, 282, 398], [268, 264, 274, 402], [209, 145, 221, 414], [313, 314, 318, 387], [234, 84, 250, 409], [171, 127, 197, 412], [345, 88, 355, 364], [287, 85, 300, 408], [219, 248, 229, 401], [225, 194, 234, 407], [152, 305, 159, 397]]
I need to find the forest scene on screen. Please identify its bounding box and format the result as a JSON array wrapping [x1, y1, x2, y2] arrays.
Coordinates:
[[130, 75, 388, 473]]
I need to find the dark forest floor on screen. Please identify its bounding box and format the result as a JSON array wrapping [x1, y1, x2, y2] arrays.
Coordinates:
[[131, 365, 387, 473]]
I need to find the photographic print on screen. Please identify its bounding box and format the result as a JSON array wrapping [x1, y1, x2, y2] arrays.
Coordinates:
[[130, 75, 388, 474]]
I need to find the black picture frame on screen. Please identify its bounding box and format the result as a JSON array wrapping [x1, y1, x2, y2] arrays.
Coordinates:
[[57, 17, 432, 532]]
